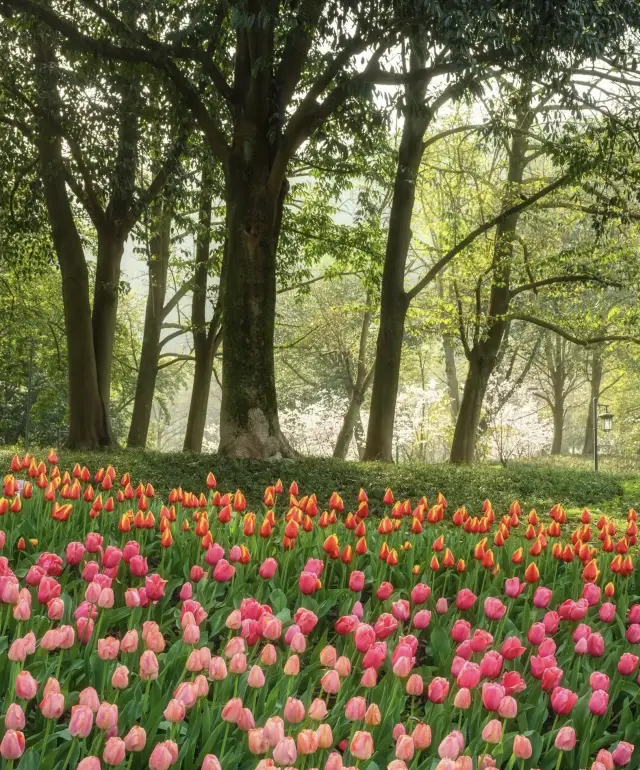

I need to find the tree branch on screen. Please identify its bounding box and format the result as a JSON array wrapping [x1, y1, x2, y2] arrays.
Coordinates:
[[508, 313, 640, 346], [509, 274, 620, 298], [405, 173, 572, 302]]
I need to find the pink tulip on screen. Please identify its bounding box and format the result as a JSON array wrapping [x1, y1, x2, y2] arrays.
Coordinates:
[[321, 669, 341, 694], [273, 737, 297, 766], [96, 701, 118, 731], [438, 733, 462, 760], [0, 730, 25, 760], [284, 697, 305, 723], [395, 736, 415, 761], [263, 717, 285, 748], [589, 689, 609, 715], [453, 688, 471, 709], [78, 758, 101, 770], [451, 620, 471, 643], [550, 686, 578, 714], [406, 674, 424, 696], [148, 742, 174, 770], [555, 726, 576, 750], [412, 723, 432, 749], [40, 692, 65, 719], [481, 719, 502, 744], [103, 736, 126, 766], [69, 705, 94, 737], [513, 735, 532, 759], [427, 677, 450, 703], [5, 704, 25, 730], [411, 583, 430, 604], [124, 725, 147, 752], [479, 651, 503, 678], [361, 667, 378, 687], [498, 696, 517, 718], [484, 597, 506, 620], [435, 598, 448, 614], [600, 602, 616, 623], [618, 653, 639, 675], [221, 697, 243, 723], [456, 589, 477, 611], [350, 731, 374, 761], [345, 696, 367, 721], [79, 687, 101, 713], [140, 650, 159, 680], [590, 671, 610, 691], [481, 682, 505, 711], [164, 699, 186, 722], [612, 741, 634, 766]]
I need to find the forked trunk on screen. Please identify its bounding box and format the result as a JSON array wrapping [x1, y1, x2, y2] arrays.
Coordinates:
[[127, 206, 172, 447], [34, 33, 111, 448], [449, 348, 496, 464], [333, 395, 363, 459]]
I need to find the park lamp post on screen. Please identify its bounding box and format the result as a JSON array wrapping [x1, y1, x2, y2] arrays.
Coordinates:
[[593, 397, 614, 472]]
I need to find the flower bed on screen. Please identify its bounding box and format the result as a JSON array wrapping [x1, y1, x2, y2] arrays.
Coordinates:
[[0, 452, 638, 770]]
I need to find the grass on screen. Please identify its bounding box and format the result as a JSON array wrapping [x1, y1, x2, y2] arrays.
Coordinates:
[[1, 447, 637, 517]]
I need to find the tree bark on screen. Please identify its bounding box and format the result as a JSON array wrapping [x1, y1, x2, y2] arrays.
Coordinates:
[[33, 32, 111, 448], [333, 395, 364, 459], [218, 160, 293, 458], [450, 96, 532, 464], [183, 166, 221, 452], [437, 274, 460, 421], [582, 349, 603, 456], [551, 390, 565, 455], [127, 202, 172, 447], [364, 44, 431, 462], [92, 229, 125, 435]]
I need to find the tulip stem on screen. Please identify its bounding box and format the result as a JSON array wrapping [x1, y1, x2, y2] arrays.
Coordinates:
[[220, 721, 231, 759], [60, 738, 76, 770], [554, 752, 563, 770], [41, 717, 53, 760]]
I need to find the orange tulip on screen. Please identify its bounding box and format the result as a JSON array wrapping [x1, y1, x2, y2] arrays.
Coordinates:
[[524, 562, 540, 583]]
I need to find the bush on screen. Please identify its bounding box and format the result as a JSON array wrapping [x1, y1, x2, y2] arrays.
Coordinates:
[[0, 449, 626, 513]]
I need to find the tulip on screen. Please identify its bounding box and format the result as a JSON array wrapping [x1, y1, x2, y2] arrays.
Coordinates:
[[103, 736, 126, 766], [453, 688, 471, 709], [124, 725, 147, 752], [343, 696, 365, 721], [555, 726, 576, 750], [590, 671, 610, 691], [284, 697, 305, 723], [481, 682, 505, 711], [15, 671, 38, 700], [456, 589, 477, 610], [70, 705, 94, 737], [0, 730, 25, 760], [5, 704, 25, 731], [350, 731, 374, 761], [40, 692, 65, 719], [513, 735, 532, 759], [589, 690, 609, 715], [140, 650, 159, 680], [612, 742, 634, 766], [411, 723, 431, 749], [482, 720, 502, 744], [618, 653, 639, 675], [396, 736, 415, 761], [221, 697, 243, 723], [438, 733, 462, 760], [96, 702, 118, 731], [550, 686, 578, 714], [321, 669, 341, 694], [78, 758, 101, 770], [148, 742, 174, 770], [498, 696, 517, 718], [273, 737, 297, 766], [427, 677, 450, 703], [316, 723, 334, 749], [297, 729, 320, 755], [80, 687, 101, 713], [164, 699, 186, 722]]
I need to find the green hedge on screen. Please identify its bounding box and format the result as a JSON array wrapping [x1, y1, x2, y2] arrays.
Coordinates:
[[0, 449, 628, 515]]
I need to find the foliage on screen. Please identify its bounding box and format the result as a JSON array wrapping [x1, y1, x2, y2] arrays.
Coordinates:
[[0, 452, 639, 769], [0, 449, 626, 515]]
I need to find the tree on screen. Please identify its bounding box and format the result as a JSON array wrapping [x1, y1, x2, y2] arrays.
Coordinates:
[[0, 17, 186, 447], [364, 2, 639, 461]]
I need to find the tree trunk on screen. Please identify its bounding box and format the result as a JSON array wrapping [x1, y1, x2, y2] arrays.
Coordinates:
[[437, 274, 460, 421], [183, 166, 220, 453], [218, 162, 293, 458], [92, 230, 125, 438], [582, 349, 603, 456], [364, 44, 430, 462], [450, 95, 532, 464], [551, 392, 565, 455], [354, 411, 366, 459], [333, 395, 363, 459], [127, 204, 172, 447], [449, 345, 498, 464], [33, 33, 111, 448]]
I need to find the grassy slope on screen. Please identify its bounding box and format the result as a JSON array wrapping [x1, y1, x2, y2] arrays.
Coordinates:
[[1, 448, 634, 516]]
